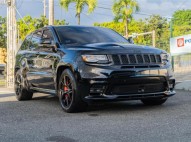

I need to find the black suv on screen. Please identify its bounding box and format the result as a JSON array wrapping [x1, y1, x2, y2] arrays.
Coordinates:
[[15, 26, 176, 113]]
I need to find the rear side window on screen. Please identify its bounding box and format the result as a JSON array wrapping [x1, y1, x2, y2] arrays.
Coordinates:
[[42, 29, 54, 41], [20, 34, 32, 50], [31, 30, 43, 48]]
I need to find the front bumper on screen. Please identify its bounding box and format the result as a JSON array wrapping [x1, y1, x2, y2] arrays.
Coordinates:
[[84, 90, 176, 102], [77, 62, 176, 102]]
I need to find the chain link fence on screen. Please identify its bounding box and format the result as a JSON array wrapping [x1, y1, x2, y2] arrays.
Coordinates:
[[0, 64, 6, 88], [173, 54, 191, 82]]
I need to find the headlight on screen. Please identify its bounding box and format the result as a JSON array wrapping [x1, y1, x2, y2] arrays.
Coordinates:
[[82, 55, 109, 64], [161, 53, 170, 62]]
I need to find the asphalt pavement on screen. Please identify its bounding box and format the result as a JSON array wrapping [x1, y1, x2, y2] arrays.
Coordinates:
[[0, 90, 191, 142]]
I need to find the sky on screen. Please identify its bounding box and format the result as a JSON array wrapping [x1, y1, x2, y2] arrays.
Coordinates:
[[0, 0, 190, 25]]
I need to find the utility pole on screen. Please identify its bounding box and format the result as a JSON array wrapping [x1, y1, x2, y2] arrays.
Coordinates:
[[43, 0, 47, 17], [170, 19, 174, 71], [6, 0, 17, 88], [49, 0, 54, 25], [152, 30, 156, 47]]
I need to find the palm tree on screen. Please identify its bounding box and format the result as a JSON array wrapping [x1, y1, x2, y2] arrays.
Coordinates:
[[60, 0, 97, 25], [112, 0, 140, 37]]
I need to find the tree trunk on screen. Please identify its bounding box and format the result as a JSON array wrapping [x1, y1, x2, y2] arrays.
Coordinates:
[[125, 18, 128, 38], [77, 13, 80, 25]]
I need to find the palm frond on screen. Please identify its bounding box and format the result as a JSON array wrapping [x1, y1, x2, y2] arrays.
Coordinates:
[[60, 0, 74, 11]]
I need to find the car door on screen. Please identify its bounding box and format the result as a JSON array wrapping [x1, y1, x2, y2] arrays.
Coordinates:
[[26, 30, 44, 88], [35, 28, 59, 90]]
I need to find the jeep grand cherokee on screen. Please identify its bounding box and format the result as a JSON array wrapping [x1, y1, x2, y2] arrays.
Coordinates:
[[15, 26, 176, 113]]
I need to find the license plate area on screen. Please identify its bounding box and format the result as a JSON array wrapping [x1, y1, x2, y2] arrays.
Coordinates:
[[105, 76, 167, 95]]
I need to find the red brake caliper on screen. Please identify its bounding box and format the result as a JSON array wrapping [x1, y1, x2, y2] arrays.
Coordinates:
[[64, 81, 69, 100]]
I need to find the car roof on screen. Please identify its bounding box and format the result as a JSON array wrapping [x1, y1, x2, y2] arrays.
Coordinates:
[[47, 25, 107, 29]]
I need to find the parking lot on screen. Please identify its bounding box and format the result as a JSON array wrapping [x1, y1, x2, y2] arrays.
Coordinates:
[[0, 90, 191, 142]]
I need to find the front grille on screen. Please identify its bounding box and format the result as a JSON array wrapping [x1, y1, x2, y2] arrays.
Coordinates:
[[121, 55, 129, 64], [129, 55, 136, 63], [111, 83, 165, 95], [150, 55, 156, 63], [112, 55, 121, 65], [111, 54, 162, 65], [136, 55, 144, 63]]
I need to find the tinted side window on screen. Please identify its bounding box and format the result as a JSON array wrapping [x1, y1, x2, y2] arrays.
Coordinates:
[[42, 29, 54, 40], [20, 34, 32, 50], [31, 30, 43, 48]]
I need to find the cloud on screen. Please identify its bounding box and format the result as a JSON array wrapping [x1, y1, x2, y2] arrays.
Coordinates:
[[136, 0, 190, 17]]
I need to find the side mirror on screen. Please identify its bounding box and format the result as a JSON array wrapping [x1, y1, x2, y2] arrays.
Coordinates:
[[127, 37, 134, 44], [39, 39, 58, 53], [51, 42, 58, 53]]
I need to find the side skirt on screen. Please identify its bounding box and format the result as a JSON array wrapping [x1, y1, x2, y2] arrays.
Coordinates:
[[30, 87, 56, 95]]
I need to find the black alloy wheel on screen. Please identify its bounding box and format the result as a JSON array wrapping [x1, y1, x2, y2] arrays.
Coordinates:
[[15, 70, 33, 101], [58, 69, 87, 113]]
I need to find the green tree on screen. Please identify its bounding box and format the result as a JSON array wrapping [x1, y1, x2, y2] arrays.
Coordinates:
[[172, 10, 191, 37], [17, 16, 37, 40], [35, 15, 48, 29], [0, 16, 7, 48], [94, 15, 170, 52], [94, 22, 125, 35], [144, 15, 169, 51], [18, 15, 68, 40], [60, 0, 97, 25], [173, 25, 191, 37], [173, 10, 191, 26], [112, 0, 139, 37]]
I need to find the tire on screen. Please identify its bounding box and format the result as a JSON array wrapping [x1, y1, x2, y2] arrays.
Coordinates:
[[58, 69, 88, 113], [15, 70, 33, 101], [141, 98, 167, 106]]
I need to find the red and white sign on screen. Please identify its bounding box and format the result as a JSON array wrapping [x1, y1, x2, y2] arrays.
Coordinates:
[[177, 38, 184, 47], [170, 34, 191, 55]]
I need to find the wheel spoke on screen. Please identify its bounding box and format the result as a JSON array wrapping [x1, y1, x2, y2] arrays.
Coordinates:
[[64, 76, 67, 86], [66, 98, 69, 106], [60, 75, 73, 108], [60, 89, 72, 95], [67, 93, 72, 101]]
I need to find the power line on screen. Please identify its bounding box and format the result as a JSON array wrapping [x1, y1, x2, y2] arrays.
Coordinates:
[[176, 0, 187, 11], [14, 5, 29, 28], [97, 6, 111, 10]]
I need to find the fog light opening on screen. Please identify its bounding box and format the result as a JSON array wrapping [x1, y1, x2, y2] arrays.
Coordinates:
[[169, 83, 175, 91], [90, 85, 105, 94]]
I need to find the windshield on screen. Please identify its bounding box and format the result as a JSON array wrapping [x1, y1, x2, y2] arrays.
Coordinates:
[[55, 26, 128, 46]]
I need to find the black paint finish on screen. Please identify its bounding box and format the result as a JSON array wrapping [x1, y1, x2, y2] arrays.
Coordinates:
[[15, 26, 176, 101]]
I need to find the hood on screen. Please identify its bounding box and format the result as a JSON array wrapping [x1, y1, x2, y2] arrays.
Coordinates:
[[65, 42, 166, 54]]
